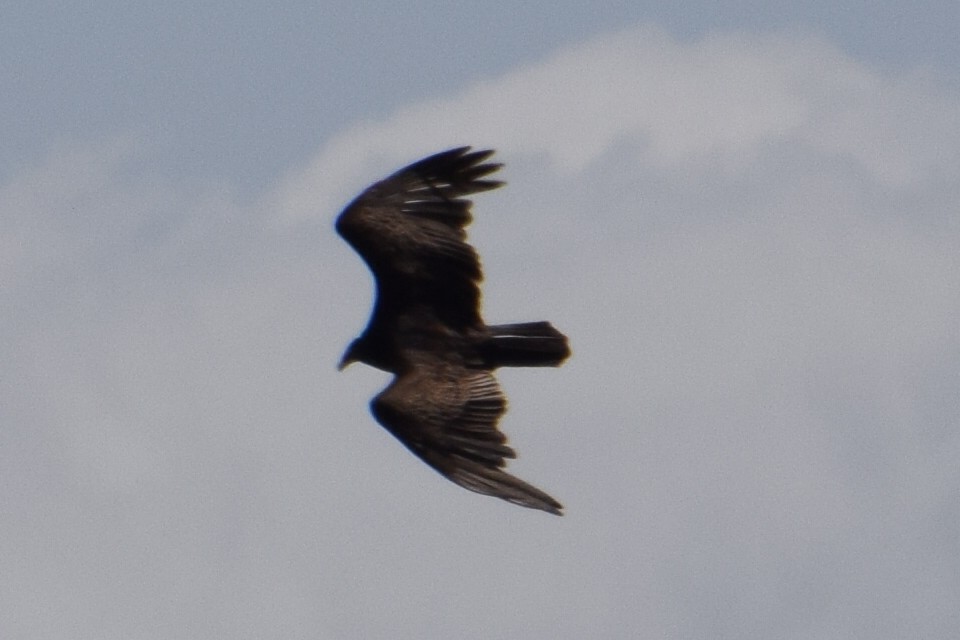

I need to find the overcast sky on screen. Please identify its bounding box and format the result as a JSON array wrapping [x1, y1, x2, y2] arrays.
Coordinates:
[[3, 3, 959, 639]]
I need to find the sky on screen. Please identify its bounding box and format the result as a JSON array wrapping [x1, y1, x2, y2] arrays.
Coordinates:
[[2, 3, 959, 639]]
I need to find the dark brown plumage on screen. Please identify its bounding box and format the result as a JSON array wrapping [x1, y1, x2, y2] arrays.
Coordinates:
[[336, 147, 570, 515]]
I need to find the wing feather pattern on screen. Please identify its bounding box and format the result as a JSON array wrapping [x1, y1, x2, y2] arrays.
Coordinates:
[[335, 147, 504, 330], [370, 364, 563, 515]]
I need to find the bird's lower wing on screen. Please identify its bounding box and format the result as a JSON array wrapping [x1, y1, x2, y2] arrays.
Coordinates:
[[371, 367, 563, 515]]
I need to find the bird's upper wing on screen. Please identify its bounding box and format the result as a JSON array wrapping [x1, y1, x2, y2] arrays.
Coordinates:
[[370, 363, 563, 515], [335, 147, 504, 330]]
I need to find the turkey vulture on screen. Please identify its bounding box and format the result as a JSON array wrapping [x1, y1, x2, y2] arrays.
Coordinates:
[[336, 147, 570, 515]]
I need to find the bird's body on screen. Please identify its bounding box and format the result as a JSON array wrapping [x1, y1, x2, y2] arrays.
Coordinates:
[[336, 147, 570, 515]]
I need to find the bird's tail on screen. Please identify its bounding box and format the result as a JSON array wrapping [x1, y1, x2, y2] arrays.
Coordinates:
[[482, 322, 571, 368]]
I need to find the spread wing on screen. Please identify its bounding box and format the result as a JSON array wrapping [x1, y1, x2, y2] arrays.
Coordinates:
[[335, 147, 504, 330], [370, 363, 563, 515]]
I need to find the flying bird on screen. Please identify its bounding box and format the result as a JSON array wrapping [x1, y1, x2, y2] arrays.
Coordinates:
[[336, 147, 571, 515]]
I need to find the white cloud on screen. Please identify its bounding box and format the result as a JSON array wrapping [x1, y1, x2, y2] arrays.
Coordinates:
[[271, 26, 960, 227], [3, 24, 960, 639]]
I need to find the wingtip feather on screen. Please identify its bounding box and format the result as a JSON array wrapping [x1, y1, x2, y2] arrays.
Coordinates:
[[447, 457, 564, 516]]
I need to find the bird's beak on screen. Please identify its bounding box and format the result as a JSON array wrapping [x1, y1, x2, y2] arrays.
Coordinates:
[[337, 353, 353, 371]]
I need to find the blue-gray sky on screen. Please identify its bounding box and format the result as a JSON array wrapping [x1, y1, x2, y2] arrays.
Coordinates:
[[3, 3, 959, 639]]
